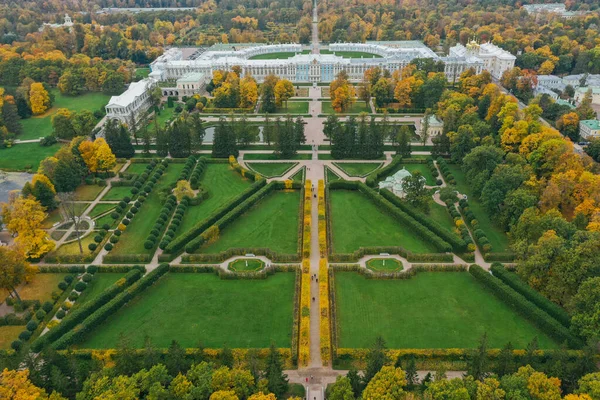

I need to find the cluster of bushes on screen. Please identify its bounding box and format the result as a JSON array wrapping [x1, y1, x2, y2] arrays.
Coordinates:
[[302, 181, 311, 259], [159, 198, 189, 250], [84, 176, 107, 186], [445, 203, 475, 252], [426, 158, 442, 186], [469, 265, 582, 348], [202, 107, 253, 114], [190, 157, 208, 189], [375, 107, 425, 114], [356, 182, 452, 252], [177, 156, 197, 182], [436, 157, 455, 185], [365, 156, 403, 187], [53, 264, 169, 349], [490, 263, 571, 327], [164, 179, 266, 255], [299, 259, 310, 367], [30, 269, 143, 352], [318, 180, 327, 257], [129, 160, 159, 196], [380, 188, 466, 252], [319, 258, 331, 366], [144, 194, 177, 250], [458, 198, 492, 253]]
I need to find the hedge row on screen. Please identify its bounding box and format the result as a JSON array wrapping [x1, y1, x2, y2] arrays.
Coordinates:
[[469, 265, 582, 348], [159, 198, 189, 250], [102, 253, 153, 264], [329, 263, 466, 279], [380, 188, 466, 252], [229, 156, 259, 182], [190, 157, 208, 189], [484, 252, 516, 262], [356, 182, 452, 252], [145, 194, 177, 250], [328, 246, 452, 263], [86, 265, 146, 273], [319, 258, 331, 366], [37, 266, 85, 273], [318, 180, 327, 257], [176, 156, 197, 182], [291, 268, 301, 364], [490, 263, 571, 327], [458, 198, 492, 253], [53, 264, 170, 349], [298, 259, 310, 367], [164, 179, 267, 254], [365, 156, 403, 187], [31, 269, 142, 352], [302, 180, 312, 259], [436, 157, 456, 185], [446, 203, 475, 251]]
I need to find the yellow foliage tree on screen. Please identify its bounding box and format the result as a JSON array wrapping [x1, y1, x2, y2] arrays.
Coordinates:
[[29, 82, 50, 115], [362, 366, 406, 400], [32, 174, 56, 194], [274, 79, 295, 109], [1, 195, 54, 259], [173, 180, 195, 201], [79, 140, 98, 173], [0, 369, 67, 400], [394, 79, 412, 108], [538, 60, 555, 75], [248, 392, 277, 400], [210, 391, 239, 400], [331, 84, 356, 113], [240, 76, 259, 108], [95, 138, 116, 172]]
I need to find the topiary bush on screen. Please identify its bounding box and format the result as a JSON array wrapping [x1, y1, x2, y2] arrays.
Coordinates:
[[109, 236, 119, 244], [58, 281, 68, 291], [56, 309, 66, 319], [75, 282, 87, 292], [19, 330, 32, 341], [64, 275, 74, 284], [26, 320, 38, 332], [68, 292, 79, 301], [102, 224, 110, 231], [42, 301, 53, 313], [88, 243, 98, 252], [11, 340, 22, 351], [35, 310, 46, 320], [104, 243, 113, 251], [82, 273, 93, 283], [87, 265, 98, 274]]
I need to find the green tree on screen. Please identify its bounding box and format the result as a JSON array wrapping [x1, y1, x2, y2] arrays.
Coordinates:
[[363, 336, 388, 385], [467, 333, 490, 381], [346, 369, 362, 398], [362, 366, 406, 400], [260, 74, 278, 113], [327, 376, 355, 400], [396, 125, 412, 157], [1, 98, 21, 135], [494, 342, 516, 377], [265, 344, 288, 398], [570, 277, 600, 341], [402, 171, 430, 212], [168, 117, 192, 158], [462, 145, 505, 198]]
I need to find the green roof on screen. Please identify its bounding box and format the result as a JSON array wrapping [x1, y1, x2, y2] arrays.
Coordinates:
[[177, 72, 205, 83], [581, 120, 600, 130], [555, 99, 575, 109]]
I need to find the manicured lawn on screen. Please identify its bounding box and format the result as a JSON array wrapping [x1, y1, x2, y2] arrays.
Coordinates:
[[0, 326, 22, 350], [329, 190, 437, 254], [52, 235, 95, 257], [19, 91, 112, 140], [102, 186, 134, 201], [9, 273, 67, 302], [135, 67, 150, 78], [95, 213, 116, 229], [335, 272, 557, 349], [333, 162, 382, 177], [89, 203, 116, 219], [321, 50, 382, 58], [248, 52, 300, 60], [0, 143, 62, 171], [125, 163, 151, 174], [243, 153, 312, 160], [291, 167, 305, 182], [246, 162, 297, 178], [403, 163, 437, 186], [42, 209, 64, 229], [175, 164, 251, 241], [322, 101, 370, 114], [148, 106, 177, 129], [447, 166, 511, 252], [111, 163, 185, 255], [427, 202, 456, 232], [275, 101, 309, 114], [74, 273, 124, 307], [200, 190, 300, 255], [325, 166, 341, 183], [229, 259, 265, 272], [75, 185, 105, 201], [366, 258, 403, 272], [80, 272, 296, 348]]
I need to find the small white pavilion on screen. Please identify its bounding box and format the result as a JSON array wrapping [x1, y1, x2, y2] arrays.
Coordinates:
[[378, 168, 424, 198]]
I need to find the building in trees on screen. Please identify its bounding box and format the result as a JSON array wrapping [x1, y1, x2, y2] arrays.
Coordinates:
[[579, 119, 600, 140], [450, 41, 516, 80], [105, 79, 156, 125]]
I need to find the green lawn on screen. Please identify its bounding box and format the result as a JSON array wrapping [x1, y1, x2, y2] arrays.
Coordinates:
[[321, 50, 382, 59], [366, 258, 403, 272], [125, 163, 151, 174], [275, 101, 309, 114], [403, 163, 437, 186], [325, 166, 341, 183], [229, 259, 265, 272], [89, 203, 116, 219], [74, 273, 124, 307], [447, 166, 511, 252], [19, 91, 112, 140], [101, 186, 134, 201], [290, 167, 305, 183], [335, 272, 557, 349], [322, 101, 371, 114], [246, 162, 297, 178], [51, 235, 95, 257], [427, 202, 456, 232], [0, 326, 22, 350], [333, 162, 382, 177], [248, 52, 300, 60], [75, 185, 105, 201], [111, 163, 185, 255], [243, 153, 312, 160], [175, 164, 251, 241], [200, 190, 300, 255], [80, 273, 295, 348], [135, 67, 150, 78], [329, 190, 437, 254], [95, 213, 116, 229], [147, 106, 177, 130], [8, 273, 67, 302], [0, 143, 62, 171]]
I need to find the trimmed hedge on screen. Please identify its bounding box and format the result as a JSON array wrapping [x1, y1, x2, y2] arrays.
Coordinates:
[[380, 188, 466, 252], [52, 264, 170, 349], [30, 269, 142, 352], [469, 265, 582, 348], [164, 179, 267, 254], [490, 263, 571, 327]]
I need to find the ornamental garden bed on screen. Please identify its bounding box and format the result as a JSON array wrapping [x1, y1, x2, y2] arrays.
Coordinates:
[[365, 258, 403, 272], [246, 162, 298, 178], [79, 272, 296, 349], [275, 101, 309, 114], [195, 190, 301, 255], [329, 189, 438, 254], [173, 164, 252, 242], [228, 258, 265, 272], [333, 271, 558, 349]]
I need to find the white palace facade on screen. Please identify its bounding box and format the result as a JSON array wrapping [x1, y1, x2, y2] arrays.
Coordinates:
[[148, 41, 515, 94]]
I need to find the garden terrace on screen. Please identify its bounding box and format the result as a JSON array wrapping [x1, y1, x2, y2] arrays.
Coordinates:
[[333, 271, 558, 349], [80, 272, 296, 349], [328, 185, 441, 255]]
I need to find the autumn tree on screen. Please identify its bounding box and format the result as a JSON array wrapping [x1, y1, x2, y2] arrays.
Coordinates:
[[0, 369, 66, 400], [52, 108, 76, 139], [79, 138, 116, 174], [570, 277, 600, 341], [330, 71, 356, 113], [327, 376, 355, 400], [0, 245, 37, 302], [274, 79, 295, 109], [576, 89, 596, 121], [29, 82, 51, 115], [22, 173, 57, 211], [174, 180, 194, 202], [1, 195, 54, 259], [260, 74, 279, 113], [556, 112, 580, 142], [239, 76, 258, 109], [362, 366, 406, 400]]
